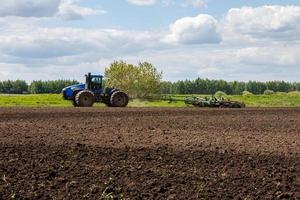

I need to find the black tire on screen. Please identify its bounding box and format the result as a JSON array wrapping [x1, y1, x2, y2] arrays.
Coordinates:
[[104, 89, 117, 107], [102, 95, 113, 107], [106, 102, 113, 107], [71, 90, 81, 107], [72, 99, 79, 107], [232, 103, 241, 108], [110, 91, 129, 107], [75, 90, 95, 107], [239, 103, 246, 108]]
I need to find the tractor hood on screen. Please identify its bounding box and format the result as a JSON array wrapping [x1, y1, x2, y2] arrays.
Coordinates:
[[62, 83, 85, 92], [62, 83, 85, 100]]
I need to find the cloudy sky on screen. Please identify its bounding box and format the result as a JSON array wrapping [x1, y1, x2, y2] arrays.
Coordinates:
[[0, 0, 299, 82]]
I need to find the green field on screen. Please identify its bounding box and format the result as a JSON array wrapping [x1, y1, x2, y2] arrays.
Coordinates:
[[0, 93, 300, 107]]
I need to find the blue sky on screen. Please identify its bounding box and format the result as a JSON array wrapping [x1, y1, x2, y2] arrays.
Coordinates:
[[0, 0, 299, 82], [54, 0, 300, 28]]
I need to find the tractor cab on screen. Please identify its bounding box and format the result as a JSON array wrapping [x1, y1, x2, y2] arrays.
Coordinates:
[[85, 73, 103, 92]]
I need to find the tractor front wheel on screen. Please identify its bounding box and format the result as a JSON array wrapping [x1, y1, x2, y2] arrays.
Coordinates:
[[110, 91, 129, 107], [72, 99, 79, 107], [75, 90, 95, 107]]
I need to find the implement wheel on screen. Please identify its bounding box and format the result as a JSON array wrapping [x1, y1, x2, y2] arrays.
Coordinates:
[[231, 102, 245, 108], [75, 90, 95, 107], [110, 91, 129, 107], [232, 103, 240, 108]]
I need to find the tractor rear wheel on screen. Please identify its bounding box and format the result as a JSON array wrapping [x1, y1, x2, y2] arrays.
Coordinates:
[[75, 90, 95, 107], [110, 91, 129, 107]]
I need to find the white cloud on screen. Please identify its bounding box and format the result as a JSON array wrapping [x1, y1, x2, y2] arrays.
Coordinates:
[[0, 0, 104, 20], [130, 45, 300, 81], [2, 44, 300, 82], [127, 0, 156, 6], [161, 0, 175, 7], [0, 0, 61, 17], [163, 14, 221, 44], [0, 27, 163, 59], [58, 0, 106, 20], [224, 5, 300, 41], [1, 4, 300, 82], [236, 46, 300, 67], [182, 0, 206, 8], [127, 0, 206, 7]]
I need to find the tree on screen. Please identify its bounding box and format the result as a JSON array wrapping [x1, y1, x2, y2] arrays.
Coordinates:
[[135, 62, 162, 97], [296, 83, 300, 91], [0, 82, 3, 93], [1, 81, 13, 93], [29, 81, 44, 94], [160, 81, 173, 94], [105, 61, 162, 98], [11, 80, 28, 94]]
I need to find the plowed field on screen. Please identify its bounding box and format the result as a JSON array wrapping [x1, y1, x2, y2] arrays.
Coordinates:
[[0, 108, 299, 199]]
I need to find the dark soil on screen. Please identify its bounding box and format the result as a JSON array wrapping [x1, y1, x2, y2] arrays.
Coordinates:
[[0, 108, 299, 199]]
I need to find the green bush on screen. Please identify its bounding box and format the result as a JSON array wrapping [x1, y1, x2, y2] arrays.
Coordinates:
[[242, 91, 253, 96], [264, 90, 275, 95], [215, 91, 227, 98]]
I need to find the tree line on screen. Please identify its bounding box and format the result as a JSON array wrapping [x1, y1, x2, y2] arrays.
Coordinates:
[[1, 78, 299, 95], [1, 61, 299, 96], [160, 79, 300, 95], [0, 80, 79, 94]]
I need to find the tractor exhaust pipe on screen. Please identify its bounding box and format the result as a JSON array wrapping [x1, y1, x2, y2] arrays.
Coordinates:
[[85, 72, 91, 90]]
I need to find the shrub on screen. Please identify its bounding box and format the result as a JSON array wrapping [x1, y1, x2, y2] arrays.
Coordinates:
[[215, 91, 227, 98], [264, 90, 275, 95], [242, 91, 253, 96]]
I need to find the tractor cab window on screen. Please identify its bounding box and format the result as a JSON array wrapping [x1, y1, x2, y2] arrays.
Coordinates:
[[91, 77, 102, 90]]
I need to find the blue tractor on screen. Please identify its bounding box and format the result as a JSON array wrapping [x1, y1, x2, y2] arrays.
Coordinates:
[[62, 73, 129, 107]]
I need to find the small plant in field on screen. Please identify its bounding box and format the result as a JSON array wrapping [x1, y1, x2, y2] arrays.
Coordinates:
[[99, 177, 115, 200], [264, 90, 275, 95], [242, 91, 253, 96], [99, 187, 114, 200]]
